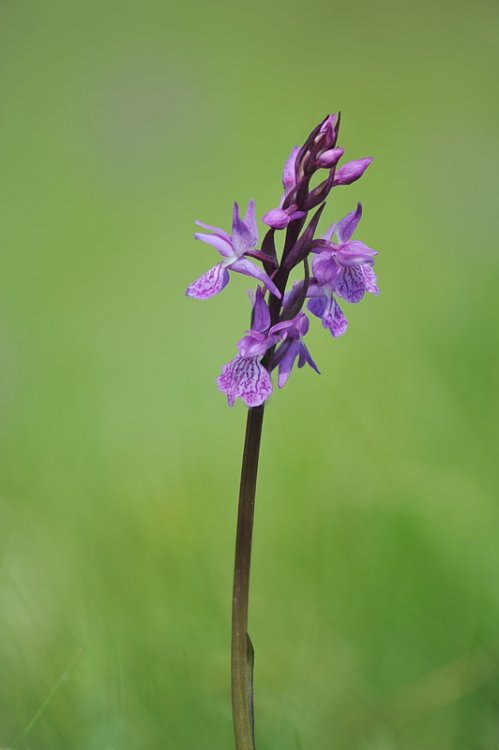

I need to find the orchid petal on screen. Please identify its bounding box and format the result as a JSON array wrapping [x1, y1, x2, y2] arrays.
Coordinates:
[[232, 202, 257, 256], [277, 340, 300, 388], [194, 232, 234, 258], [237, 330, 273, 358], [194, 220, 231, 243], [361, 264, 380, 295], [336, 240, 377, 266], [324, 297, 348, 337], [243, 199, 258, 246], [322, 223, 336, 242], [308, 296, 348, 337], [217, 356, 272, 407], [307, 296, 328, 319], [335, 203, 363, 244], [312, 252, 340, 288], [298, 341, 320, 373], [335, 266, 368, 303], [231, 258, 282, 299], [186, 263, 230, 299], [251, 286, 271, 333], [270, 312, 309, 339], [306, 282, 325, 298]]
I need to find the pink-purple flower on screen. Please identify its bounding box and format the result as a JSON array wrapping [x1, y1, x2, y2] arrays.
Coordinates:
[[217, 289, 275, 407], [217, 290, 319, 406], [186, 201, 281, 300], [307, 203, 379, 336]]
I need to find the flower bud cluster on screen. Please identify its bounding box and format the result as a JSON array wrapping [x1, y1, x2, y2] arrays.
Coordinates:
[[186, 114, 380, 407]]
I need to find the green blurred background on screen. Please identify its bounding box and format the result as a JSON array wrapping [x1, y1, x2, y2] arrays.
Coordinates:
[[1, 1, 498, 748]]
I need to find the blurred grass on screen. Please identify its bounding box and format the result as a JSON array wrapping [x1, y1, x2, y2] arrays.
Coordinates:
[[1, 0, 499, 748]]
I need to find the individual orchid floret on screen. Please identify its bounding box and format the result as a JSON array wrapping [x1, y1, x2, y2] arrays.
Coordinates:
[[333, 157, 373, 186], [312, 203, 380, 303], [237, 289, 280, 358], [271, 312, 319, 387], [186, 201, 281, 300], [217, 288, 276, 407]]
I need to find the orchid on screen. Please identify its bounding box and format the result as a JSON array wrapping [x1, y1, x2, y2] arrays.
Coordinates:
[[186, 200, 281, 300], [311, 203, 379, 302], [188, 115, 380, 406], [187, 115, 381, 750]]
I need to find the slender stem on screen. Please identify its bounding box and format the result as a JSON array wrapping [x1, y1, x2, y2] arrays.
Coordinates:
[[231, 404, 265, 750]]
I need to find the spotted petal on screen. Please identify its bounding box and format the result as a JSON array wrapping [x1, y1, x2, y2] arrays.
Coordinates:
[[308, 295, 348, 337], [217, 356, 272, 407], [361, 264, 380, 295], [186, 263, 230, 299], [336, 265, 379, 303]]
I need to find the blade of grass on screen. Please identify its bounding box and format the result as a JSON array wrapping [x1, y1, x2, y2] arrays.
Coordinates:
[[10, 649, 84, 749]]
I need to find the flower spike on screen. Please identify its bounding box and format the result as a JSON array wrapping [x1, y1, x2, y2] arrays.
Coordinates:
[[187, 114, 380, 405]]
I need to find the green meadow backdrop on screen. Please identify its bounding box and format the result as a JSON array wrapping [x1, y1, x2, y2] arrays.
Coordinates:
[[1, 1, 499, 748]]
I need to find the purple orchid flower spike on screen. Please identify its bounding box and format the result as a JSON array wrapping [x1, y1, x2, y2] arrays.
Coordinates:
[[188, 115, 381, 750], [186, 200, 281, 300], [271, 312, 319, 387]]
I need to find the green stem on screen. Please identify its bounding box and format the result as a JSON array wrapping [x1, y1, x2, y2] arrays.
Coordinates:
[[231, 404, 265, 750]]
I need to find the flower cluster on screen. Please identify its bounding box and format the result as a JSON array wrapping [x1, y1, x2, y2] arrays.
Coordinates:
[[186, 114, 379, 407]]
